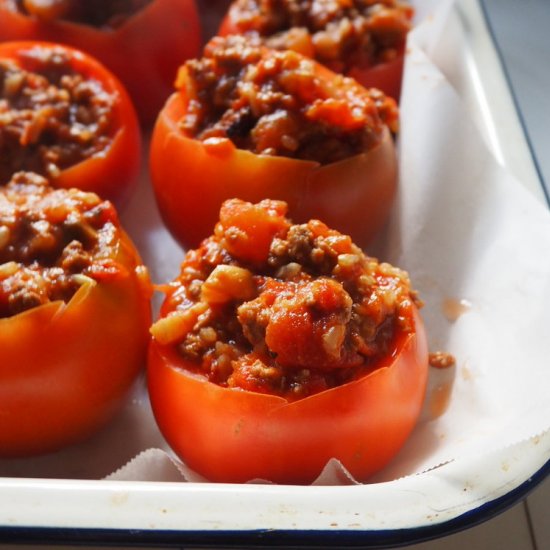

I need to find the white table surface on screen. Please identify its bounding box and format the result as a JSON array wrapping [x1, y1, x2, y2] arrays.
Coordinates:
[[1, 0, 549, 548]]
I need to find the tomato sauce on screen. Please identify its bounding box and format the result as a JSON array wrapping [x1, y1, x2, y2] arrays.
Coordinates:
[[0, 171, 123, 318], [180, 35, 398, 164], [151, 199, 421, 399], [0, 45, 115, 185]]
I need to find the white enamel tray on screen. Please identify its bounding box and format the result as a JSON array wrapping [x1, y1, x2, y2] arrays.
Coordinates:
[[0, 0, 549, 547]]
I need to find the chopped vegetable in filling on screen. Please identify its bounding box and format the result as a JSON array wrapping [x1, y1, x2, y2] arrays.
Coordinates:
[[0, 171, 123, 318], [0, 45, 115, 184], [180, 35, 398, 164], [151, 199, 421, 399], [16, 0, 152, 28], [226, 0, 413, 71]]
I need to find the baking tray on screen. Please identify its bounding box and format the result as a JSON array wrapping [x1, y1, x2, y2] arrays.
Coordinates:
[[1, 0, 549, 547]]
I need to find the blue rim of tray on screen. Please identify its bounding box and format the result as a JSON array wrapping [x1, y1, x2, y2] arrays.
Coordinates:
[[0, 458, 548, 548]]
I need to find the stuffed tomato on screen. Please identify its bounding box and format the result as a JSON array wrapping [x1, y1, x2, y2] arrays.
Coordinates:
[[0, 0, 201, 123], [0, 172, 151, 457], [148, 198, 428, 484], [219, 0, 413, 100], [0, 41, 141, 206], [150, 35, 399, 250]]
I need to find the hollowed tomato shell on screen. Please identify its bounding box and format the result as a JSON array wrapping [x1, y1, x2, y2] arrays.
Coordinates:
[[0, 0, 201, 124], [147, 308, 428, 484], [0, 40, 141, 207], [0, 233, 152, 457], [150, 88, 398, 250]]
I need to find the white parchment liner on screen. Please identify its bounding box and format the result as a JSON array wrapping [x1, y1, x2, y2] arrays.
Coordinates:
[[1, 0, 549, 485]]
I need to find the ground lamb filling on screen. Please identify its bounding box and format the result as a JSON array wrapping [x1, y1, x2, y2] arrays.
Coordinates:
[[16, 0, 152, 28], [0, 172, 122, 318], [227, 0, 413, 72], [180, 35, 398, 164], [0, 45, 115, 185], [152, 199, 421, 399]]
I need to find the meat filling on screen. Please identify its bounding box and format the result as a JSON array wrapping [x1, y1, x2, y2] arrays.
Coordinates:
[[227, 0, 413, 72], [0, 45, 115, 185], [180, 35, 398, 164], [0, 171, 123, 318], [151, 199, 421, 399]]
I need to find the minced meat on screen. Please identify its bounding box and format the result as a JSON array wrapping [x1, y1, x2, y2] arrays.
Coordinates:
[[0, 45, 115, 184], [180, 35, 398, 164], [151, 198, 421, 399], [0, 171, 123, 318], [16, 0, 152, 28], [226, 0, 413, 72]]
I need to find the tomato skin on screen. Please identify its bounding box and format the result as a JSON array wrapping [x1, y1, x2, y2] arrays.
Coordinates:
[[0, 231, 152, 457], [0, 40, 141, 207], [347, 52, 406, 102], [150, 89, 397, 250], [0, 0, 201, 124], [148, 308, 428, 484]]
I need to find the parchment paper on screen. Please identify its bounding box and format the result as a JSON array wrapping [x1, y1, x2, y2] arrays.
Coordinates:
[[2, 0, 549, 484]]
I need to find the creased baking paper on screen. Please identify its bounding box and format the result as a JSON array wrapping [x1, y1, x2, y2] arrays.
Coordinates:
[[2, 0, 549, 485]]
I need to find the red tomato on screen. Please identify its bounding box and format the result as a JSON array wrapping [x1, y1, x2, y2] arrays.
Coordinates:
[[198, 0, 232, 40], [147, 198, 429, 484], [0, 174, 152, 457], [150, 53, 398, 250], [0, 0, 201, 123], [218, 1, 411, 100], [347, 53, 406, 103], [0, 41, 141, 207], [148, 308, 427, 484]]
